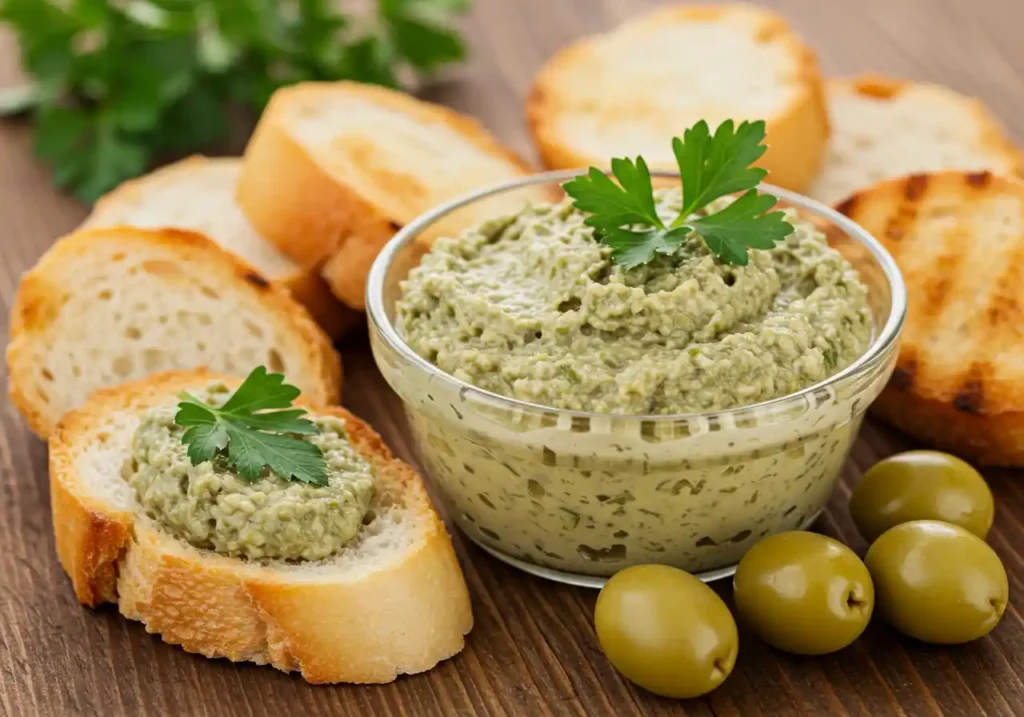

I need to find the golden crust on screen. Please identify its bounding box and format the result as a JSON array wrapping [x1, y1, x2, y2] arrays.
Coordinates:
[[48, 369, 473, 683], [526, 3, 830, 192], [236, 81, 534, 310], [6, 226, 342, 438], [838, 170, 1024, 464]]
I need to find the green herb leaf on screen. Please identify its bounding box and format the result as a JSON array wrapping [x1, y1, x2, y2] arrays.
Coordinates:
[[175, 367, 327, 486], [562, 119, 795, 268], [673, 120, 769, 219]]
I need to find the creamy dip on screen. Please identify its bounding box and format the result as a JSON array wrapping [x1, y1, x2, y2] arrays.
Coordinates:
[[397, 192, 872, 414], [384, 189, 880, 577], [127, 385, 375, 561]]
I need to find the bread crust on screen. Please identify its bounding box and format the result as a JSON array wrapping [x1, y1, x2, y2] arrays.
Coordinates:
[[49, 369, 473, 683], [837, 170, 1024, 465], [236, 81, 533, 310], [526, 3, 830, 192], [7, 227, 342, 438], [85, 156, 362, 340]]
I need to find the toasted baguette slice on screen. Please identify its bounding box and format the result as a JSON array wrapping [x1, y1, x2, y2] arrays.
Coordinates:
[[237, 81, 541, 310], [7, 227, 341, 438], [526, 3, 829, 192], [837, 171, 1024, 465], [49, 369, 473, 683], [83, 156, 361, 339], [808, 75, 1022, 206]]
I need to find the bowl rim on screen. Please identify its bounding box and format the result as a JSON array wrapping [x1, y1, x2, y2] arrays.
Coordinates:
[[366, 169, 908, 422]]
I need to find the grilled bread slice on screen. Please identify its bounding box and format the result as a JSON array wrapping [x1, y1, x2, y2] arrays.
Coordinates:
[[837, 171, 1024, 465], [83, 156, 361, 339], [808, 75, 1022, 206], [7, 226, 341, 438], [237, 81, 540, 310], [526, 3, 829, 192], [49, 369, 473, 683]]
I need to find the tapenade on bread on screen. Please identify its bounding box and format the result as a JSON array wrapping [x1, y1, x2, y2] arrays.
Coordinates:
[[49, 369, 472, 683]]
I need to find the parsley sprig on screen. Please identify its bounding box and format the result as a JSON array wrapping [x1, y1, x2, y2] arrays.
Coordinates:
[[562, 119, 795, 269], [0, 0, 470, 201], [175, 367, 328, 486]]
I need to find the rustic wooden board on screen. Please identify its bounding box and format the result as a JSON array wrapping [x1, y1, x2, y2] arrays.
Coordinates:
[[3, 1, 1024, 715]]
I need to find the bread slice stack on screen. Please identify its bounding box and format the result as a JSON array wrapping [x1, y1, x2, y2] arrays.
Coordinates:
[[838, 171, 1024, 465], [237, 81, 541, 309], [808, 75, 1022, 206], [50, 369, 472, 683], [84, 156, 360, 339], [526, 3, 830, 193], [7, 226, 341, 438]]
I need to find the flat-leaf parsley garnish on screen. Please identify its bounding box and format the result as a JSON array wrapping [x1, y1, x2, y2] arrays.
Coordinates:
[[175, 366, 328, 486], [561, 119, 795, 269]]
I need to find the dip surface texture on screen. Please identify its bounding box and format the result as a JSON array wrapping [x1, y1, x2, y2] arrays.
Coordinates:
[[396, 191, 872, 415], [128, 385, 375, 561]]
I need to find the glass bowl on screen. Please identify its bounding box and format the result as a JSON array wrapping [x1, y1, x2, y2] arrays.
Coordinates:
[[366, 170, 906, 588]]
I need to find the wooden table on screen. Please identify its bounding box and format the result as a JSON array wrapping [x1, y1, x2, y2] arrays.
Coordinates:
[[3, 1, 1024, 715]]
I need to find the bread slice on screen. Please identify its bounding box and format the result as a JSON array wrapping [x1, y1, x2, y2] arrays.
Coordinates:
[[7, 226, 342, 439], [526, 3, 829, 193], [49, 369, 473, 683], [83, 156, 361, 339], [837, 170, 1024, 465], [236, 81, 541, 310], [808, 75, 1022, 206]]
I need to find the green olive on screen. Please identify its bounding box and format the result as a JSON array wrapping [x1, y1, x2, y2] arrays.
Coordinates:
[[850, 450, 994, 542], [595, 564, 738, 699], [732, 531, 873, 654], [865, 520, 1008, 644]]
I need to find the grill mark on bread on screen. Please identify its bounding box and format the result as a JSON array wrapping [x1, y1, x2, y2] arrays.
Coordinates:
[[966, 171, 994, 189], [891, 358, 916, 391], [904, 174, 930, 201], [953, 365, 987, 413], [880, 178, 928, 241], [243, 271, 271, 290]]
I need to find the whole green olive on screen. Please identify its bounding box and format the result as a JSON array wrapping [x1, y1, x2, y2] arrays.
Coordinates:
[[732, 531, 873, 655], [595, 564, 738, 699], [865, 520, 1008, 644], [850, 450, 994, 542]]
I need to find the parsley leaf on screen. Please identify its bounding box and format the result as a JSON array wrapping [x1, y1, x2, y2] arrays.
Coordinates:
[[562, 119, 795, 268], [175, 366, 328, 486]]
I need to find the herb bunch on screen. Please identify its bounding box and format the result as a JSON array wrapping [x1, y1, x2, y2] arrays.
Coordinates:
[[0, 0, 470, 201], [562, 119, 795, 269], [176, 366, 328, 486]]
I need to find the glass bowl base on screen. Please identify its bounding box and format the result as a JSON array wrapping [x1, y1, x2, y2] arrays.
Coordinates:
[[463, 510, 823, 589]]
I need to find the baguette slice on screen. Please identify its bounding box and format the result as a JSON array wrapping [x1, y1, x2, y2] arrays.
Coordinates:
[[49, 369, 473, 683], [83, 156, 361, 339], [526, 3, 829, 192], [237, 81, 541, 310], [7, 226, 341, 438], [837, 171, 1024, 465], [808, 75, 1022, 206]]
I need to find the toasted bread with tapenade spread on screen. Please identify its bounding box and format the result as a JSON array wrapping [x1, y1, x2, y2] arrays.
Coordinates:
[[526, 3, 829, 192], [49, 369, 472, 683], [837, 170, 1024, 465], [7, 226, 341, 438]]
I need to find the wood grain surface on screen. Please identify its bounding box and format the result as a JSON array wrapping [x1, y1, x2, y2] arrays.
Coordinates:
[[3, 1, 1024, 715]]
